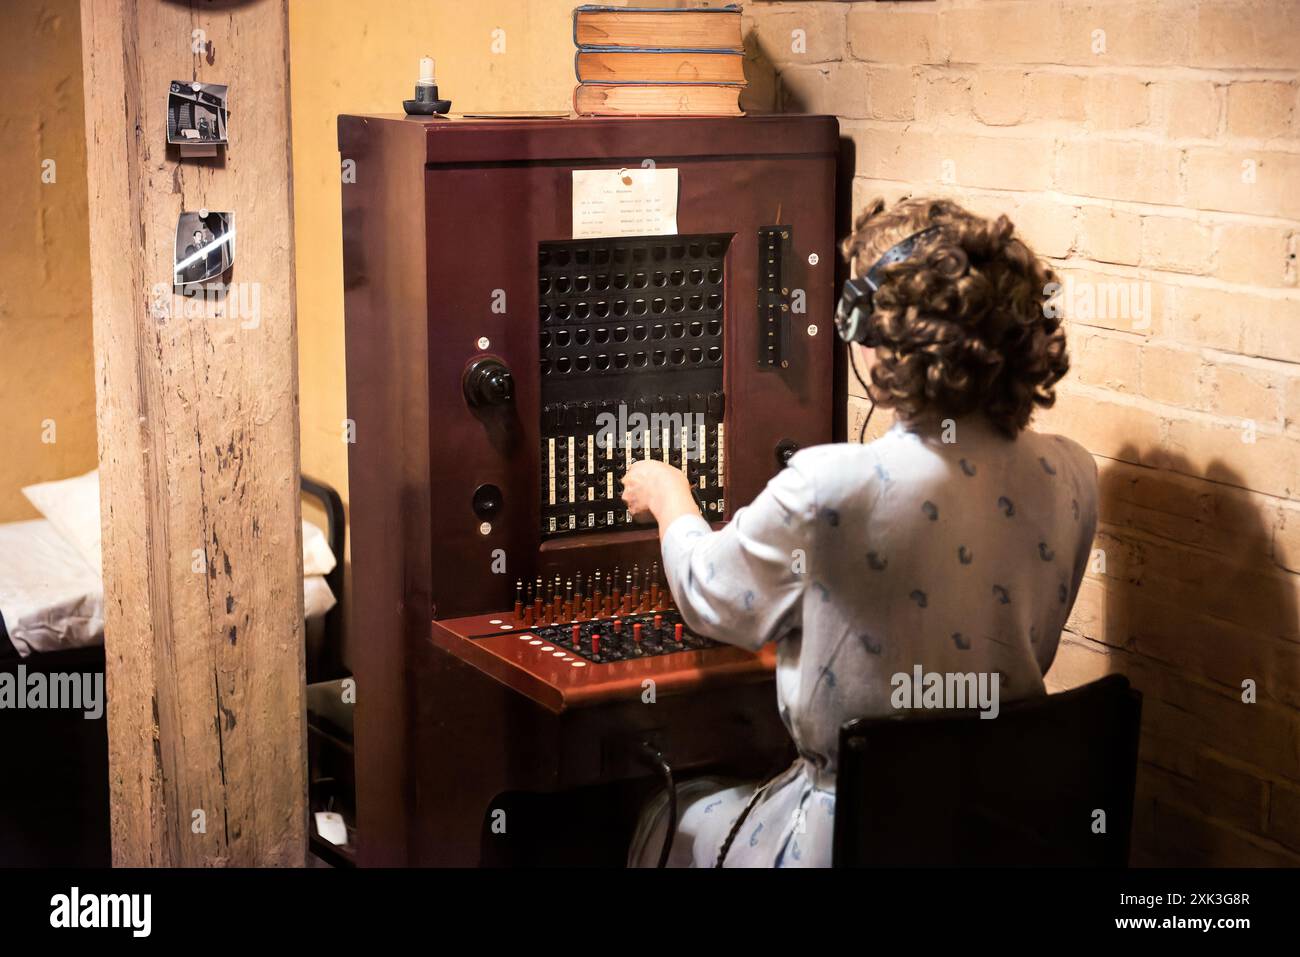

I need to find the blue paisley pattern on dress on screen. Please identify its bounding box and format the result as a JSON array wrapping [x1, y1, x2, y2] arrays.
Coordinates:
[[628, 415, 1099, 867]]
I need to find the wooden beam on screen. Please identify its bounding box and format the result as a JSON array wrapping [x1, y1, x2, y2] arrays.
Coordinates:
[[79, 0, 306, 866]]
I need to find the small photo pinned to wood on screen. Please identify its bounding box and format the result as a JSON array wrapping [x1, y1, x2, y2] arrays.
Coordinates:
[[174, 210, 235, 288], [167, 80, 228, 156]]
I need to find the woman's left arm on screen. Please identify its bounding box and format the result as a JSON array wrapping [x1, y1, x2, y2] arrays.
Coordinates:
[[622, 459, 815, 651]]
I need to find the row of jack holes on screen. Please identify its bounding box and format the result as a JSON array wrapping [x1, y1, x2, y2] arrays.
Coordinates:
[[540, 266, 722, 297], [540, 292, 722, 323], [541, 318, 721, 349], [539, 239, 727, 269], [541, 345, 721, 375]]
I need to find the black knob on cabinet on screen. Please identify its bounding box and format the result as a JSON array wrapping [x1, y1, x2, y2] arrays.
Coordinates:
[[473, 483, 503, 519], [776, 438, 799, 468], [464, 357, 514, 407]]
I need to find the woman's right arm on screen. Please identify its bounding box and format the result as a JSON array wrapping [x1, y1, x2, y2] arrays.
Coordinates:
[[656, 462, 816, 652]]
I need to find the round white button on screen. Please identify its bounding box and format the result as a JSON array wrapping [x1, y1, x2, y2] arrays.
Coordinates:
[[571, 661, 587, 668], [477, 336, 490, 350], [807, 324, 819, 337], [808, 253, 819, 266], [489, 619, 502, 625], [479, 522, 492, 535]]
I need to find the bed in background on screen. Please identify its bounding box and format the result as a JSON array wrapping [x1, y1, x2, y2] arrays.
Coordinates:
[[0, 469, 340, 662], [0, 473, 347, 867]]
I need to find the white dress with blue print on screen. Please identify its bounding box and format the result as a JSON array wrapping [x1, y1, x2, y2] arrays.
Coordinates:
[[628, 415, 1099, 867]]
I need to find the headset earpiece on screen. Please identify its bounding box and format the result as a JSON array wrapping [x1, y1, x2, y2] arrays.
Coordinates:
[[834, 279, 878, 345], [835, 226, 942, 345]]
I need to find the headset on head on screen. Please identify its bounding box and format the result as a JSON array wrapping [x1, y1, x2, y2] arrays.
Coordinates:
[[834, 226, 941, 345]]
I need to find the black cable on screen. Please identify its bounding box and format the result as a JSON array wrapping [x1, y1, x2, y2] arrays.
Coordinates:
[[714, 798, 752, 868], [714, 770, 784, 868], [640, 742, 677, 868], [848, 343, 876, 443]]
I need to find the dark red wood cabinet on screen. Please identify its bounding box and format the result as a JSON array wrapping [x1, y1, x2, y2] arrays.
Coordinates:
[[339, 114, 839, 866]]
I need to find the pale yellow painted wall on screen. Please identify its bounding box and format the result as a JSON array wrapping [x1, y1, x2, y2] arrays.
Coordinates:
[[0, 0, 626, 601], [289, 0, 593, 518], [0, 0, 96, 521], [0, 0, 711, 526]]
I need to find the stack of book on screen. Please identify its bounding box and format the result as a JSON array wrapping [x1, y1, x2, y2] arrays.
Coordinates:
[[572, 4, 746, 116]]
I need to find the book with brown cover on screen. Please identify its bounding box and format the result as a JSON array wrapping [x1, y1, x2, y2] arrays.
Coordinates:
[[575, 48, 745, 85], [573, 83, 743, 116]]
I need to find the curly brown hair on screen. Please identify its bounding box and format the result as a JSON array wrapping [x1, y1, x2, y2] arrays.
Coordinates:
[[840, 197, 1068, 436]]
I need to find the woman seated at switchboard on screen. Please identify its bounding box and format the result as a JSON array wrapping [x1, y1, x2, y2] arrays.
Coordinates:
[[621, 196, 1099, 868]]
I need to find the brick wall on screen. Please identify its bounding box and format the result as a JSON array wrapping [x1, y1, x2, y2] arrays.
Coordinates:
[[744, 0, 1300, 865]]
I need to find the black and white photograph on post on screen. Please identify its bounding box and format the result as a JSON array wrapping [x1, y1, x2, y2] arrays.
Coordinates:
[[173, 210, 234, 287], [166, 79, 228, 153]]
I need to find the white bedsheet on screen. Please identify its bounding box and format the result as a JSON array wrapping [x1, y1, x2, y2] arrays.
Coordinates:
[[0, 519, 335, 658]]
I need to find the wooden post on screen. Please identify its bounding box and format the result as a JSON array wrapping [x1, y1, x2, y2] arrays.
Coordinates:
[[79, 0, 306, 866]]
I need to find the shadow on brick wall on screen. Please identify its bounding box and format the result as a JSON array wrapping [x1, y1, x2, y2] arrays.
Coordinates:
[[739, 28, 778, 114], [1099, 444, 1300, 866]]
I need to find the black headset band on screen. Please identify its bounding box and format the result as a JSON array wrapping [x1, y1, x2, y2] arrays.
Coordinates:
[[836, 226, 942, 343], [859, 225, 942, 301]]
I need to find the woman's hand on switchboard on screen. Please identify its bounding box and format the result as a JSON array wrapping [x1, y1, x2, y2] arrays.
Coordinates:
[[621, 459, 700, 537]]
